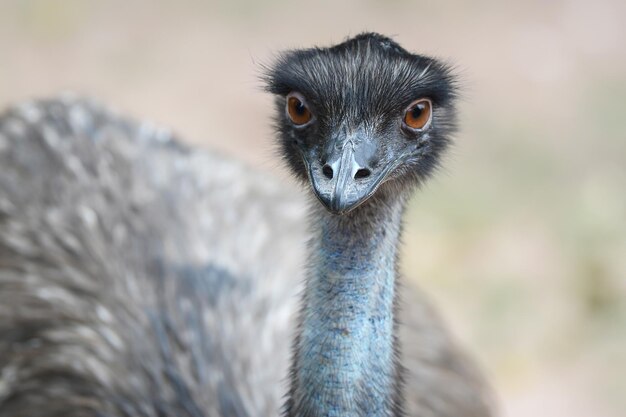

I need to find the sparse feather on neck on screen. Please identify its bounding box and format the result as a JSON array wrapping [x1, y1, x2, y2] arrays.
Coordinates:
[[286, 194, 407, 417]]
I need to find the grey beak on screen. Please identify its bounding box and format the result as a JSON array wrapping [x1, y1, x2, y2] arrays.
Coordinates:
[[328, 139, 358, 212], [307, 131, 385, 214]]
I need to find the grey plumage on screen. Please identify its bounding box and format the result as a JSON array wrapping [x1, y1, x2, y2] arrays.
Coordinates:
[[0, 35, 493, 417], [0, 96, 303, 416]]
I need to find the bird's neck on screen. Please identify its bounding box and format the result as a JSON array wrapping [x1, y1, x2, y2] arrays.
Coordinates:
[[286, 196, 406, 417]]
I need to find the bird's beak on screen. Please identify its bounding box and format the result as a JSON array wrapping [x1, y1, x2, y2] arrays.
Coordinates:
[[306, 131, 389, 214]]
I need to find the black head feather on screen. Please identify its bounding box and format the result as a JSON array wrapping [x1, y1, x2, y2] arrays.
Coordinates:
[[265, 33, 459, 213]]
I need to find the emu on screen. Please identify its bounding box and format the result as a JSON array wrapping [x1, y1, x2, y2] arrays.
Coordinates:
[[0, 33, 493, 417]]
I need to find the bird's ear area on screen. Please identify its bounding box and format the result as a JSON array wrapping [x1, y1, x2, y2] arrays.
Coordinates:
[[402, 56, 460, 109], [261, 49, 320, 97]]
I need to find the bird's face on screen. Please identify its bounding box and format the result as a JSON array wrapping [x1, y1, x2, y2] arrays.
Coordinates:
[[266, 33, 458, 214]]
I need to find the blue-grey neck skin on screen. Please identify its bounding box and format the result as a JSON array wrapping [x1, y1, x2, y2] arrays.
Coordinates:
[[286, 192, 408, 417]]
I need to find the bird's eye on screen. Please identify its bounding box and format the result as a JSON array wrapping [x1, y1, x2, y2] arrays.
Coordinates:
[[403, 98, 432, 130], [286, 92, 313, 126]]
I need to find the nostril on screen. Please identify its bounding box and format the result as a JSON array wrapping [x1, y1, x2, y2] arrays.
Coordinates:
[[322, 164, 334, 179], [354, 168, 371, 179]]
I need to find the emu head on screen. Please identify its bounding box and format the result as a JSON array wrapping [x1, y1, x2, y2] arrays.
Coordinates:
[[265, 33, 458, 214]]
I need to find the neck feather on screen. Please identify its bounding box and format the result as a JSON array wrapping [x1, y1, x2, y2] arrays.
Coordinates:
[[286, 195, 406, 417]]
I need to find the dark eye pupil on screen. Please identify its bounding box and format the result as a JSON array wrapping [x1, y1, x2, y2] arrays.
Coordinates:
[[295, 101, 306, 115], [411, 105, 423, 119]]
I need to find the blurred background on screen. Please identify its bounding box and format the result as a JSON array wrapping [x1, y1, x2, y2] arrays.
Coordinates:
[[0, 0, 624, 416]]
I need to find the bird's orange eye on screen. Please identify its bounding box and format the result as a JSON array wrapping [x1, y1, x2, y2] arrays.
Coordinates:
[[403, 98, 432, 130], [286, 93, 313, 126]]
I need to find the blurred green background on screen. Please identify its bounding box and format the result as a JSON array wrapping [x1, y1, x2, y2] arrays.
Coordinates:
[[1, 1, 624, 416]]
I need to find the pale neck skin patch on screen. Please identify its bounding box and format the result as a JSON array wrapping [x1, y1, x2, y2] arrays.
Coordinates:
[[288, 196, 406, 417]]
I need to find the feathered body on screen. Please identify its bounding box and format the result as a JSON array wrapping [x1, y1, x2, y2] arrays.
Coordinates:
[[0, 34, 493, 417], [0, 97, 303, 416]]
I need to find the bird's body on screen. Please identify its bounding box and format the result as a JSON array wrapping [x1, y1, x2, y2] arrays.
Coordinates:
[[0, 34, 494, 417], [0, 97, 304, 416]]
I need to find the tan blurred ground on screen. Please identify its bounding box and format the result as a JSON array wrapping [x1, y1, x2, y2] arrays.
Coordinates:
[[1, 1, 625, 416]]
